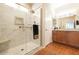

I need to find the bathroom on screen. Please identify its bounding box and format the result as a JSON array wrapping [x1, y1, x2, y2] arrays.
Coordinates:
[[2, 3, 79, 55]]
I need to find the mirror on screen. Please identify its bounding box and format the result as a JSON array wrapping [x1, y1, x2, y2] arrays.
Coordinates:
[[53, 15, 76, 29], [65, 20, 74, 29]]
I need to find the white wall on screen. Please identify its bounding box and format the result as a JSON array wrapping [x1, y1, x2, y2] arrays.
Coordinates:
[[42, 4, 53, 46], [0, 3, 27, 50]]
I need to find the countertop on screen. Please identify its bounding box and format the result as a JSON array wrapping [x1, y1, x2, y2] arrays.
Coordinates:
[[53, 29, 79, 31]]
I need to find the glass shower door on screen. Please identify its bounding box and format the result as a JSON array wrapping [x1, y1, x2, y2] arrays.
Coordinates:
[[25, 6, 41, 54]]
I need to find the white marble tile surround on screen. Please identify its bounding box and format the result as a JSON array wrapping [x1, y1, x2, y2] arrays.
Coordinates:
[[0, 3, 41, 54]]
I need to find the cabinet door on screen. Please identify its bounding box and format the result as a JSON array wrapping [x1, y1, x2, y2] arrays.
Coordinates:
[[53, 31, 66, 43], [68, 31, 79, 47]]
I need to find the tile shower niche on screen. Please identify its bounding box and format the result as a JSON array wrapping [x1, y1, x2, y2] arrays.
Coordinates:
[[15, 17, 24, 25]]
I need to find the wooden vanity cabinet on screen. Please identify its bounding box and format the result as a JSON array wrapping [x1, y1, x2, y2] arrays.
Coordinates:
[[67, 32, 79, 47], [52, 31, 79, 48], [53, 31, 67, 44]]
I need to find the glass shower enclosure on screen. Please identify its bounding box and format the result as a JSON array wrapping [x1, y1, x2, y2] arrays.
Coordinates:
[[0, 3, 41, 55]]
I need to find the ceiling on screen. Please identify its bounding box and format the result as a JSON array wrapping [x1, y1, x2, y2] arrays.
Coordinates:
[[18, 3, 79, 18]]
